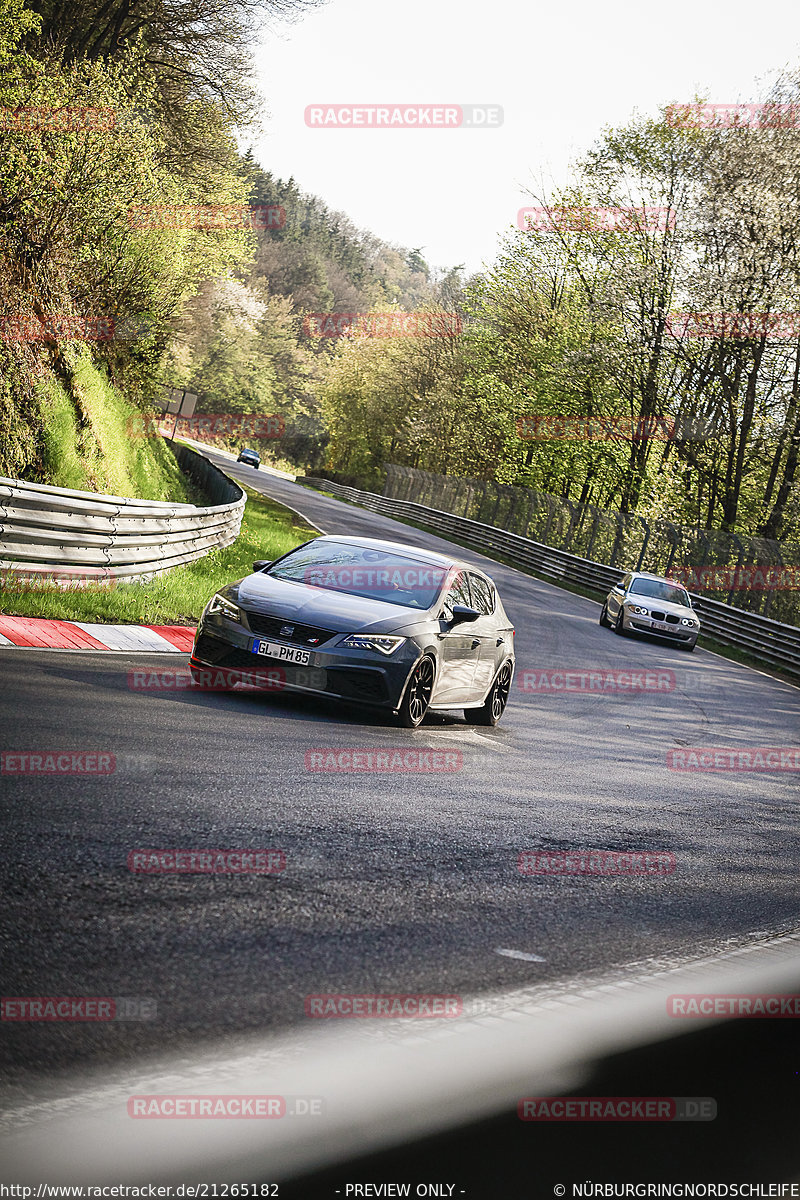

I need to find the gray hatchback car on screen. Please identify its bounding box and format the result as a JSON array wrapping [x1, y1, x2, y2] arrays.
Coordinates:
[[600, 571, 700, 650], [190, 535, 515, 727]]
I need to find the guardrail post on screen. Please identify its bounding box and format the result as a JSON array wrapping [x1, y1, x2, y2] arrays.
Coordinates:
[[635, 518, 651, 571]]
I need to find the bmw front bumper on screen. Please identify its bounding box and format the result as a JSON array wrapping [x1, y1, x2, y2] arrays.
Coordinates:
[[625, 611, 699, 644]]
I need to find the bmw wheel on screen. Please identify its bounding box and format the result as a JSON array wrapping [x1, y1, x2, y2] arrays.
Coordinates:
[[599, 603, 611, 627], [396, 655, 435, 728], [614, 608, 627, 636]]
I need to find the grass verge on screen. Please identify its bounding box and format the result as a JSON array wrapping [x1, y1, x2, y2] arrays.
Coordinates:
[[1, 486, 319, 626], [34, 350, 195, 503]]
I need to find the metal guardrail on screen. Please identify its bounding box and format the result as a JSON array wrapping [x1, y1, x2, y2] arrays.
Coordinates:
[[0, 443, 245, 585], [382, 463, 800, 626], [302, 477, 800, 679]]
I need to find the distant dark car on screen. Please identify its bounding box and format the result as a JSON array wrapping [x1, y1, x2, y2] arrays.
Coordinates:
[[236, 447, 260, 468], [600, 570, 700, 650], [190, 535, 515, 727]]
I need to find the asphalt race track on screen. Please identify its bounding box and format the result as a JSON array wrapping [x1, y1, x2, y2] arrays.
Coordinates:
[[2, 453, 799, 1107]]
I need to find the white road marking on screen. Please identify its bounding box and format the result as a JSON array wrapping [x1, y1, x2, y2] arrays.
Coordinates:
[[495, 947, 546, 962], [72, 622, 184, 652]]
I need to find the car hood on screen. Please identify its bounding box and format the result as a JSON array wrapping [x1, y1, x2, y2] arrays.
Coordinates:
[[233, 573, 432, 633], [628, 595, 695, 618]]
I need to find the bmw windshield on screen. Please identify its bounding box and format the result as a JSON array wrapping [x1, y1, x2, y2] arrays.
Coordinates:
[[629, 578, 691, 605]]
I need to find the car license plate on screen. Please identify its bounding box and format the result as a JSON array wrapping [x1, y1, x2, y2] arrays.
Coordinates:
[[652, 620, 669, 631], [251, 638, 310, 665]]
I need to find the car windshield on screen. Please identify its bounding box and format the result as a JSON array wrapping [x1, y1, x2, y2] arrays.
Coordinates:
[[268, 541, 448, 609], [630, 578, 690, 606]]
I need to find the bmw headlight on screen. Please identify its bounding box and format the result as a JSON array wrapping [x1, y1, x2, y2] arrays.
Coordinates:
[[629, 604, 650, 615], [680, 617, 697, 626], [206, 593, 242, 623], [338, 634, 406, 656]]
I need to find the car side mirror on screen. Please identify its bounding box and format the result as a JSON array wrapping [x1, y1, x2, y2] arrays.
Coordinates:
[[450, 604, 480, 625], [253, 560, 272, 572]]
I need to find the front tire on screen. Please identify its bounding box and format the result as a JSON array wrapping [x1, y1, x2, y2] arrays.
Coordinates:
[[613, 607, 627, 636], [465, 661, 512, 727], [395, 655, 435, 728]]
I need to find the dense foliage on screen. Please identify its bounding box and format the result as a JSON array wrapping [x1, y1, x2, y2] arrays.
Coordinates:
[[2, 0, 798, 545], [320, 88, 800, 540]]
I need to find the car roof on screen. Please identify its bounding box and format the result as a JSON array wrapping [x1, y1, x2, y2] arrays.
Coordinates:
[[312, 534, 490, 576]]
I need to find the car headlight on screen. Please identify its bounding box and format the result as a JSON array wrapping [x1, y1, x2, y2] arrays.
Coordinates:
[[338, 634, 406, 656], [629, 604, 649, 615], [680, 617, 697, 626], [206, 593, 242, 623]]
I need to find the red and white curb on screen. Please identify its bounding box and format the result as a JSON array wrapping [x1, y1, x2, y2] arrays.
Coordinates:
[[0, 616, 194, 652]]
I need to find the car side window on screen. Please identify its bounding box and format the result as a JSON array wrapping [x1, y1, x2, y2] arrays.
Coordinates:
[[440, 570, 472, 617], [468, 573, 495, 615]]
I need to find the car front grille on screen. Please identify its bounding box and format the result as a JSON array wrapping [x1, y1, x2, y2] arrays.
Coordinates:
[[649, 610, 680, 624], [193, 633, 328, 691], [193, 633, 258, 669], [244, 611, 336, 647]]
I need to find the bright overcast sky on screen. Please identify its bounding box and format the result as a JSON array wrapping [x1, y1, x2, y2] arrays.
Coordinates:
[[250, 0, 799, 277]]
